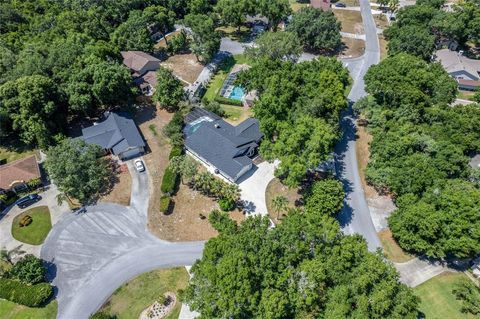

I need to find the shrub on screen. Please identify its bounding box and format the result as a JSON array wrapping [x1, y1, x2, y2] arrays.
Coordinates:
[[167, 31, 189, 54], [90, 312, 117, 319], [0, 191, 18, 205], [161, 167, 178, 195], [19, 215, 33, 227], [0, 278, 53, 307], [219, 198, 236, 211], [169, 145, 183, 160], [9, 254, 46, 284], [27, 178, 42, 189], [214, 95, 243, 106], [159, 196, 171, 214], [204, 100, 226, 117]]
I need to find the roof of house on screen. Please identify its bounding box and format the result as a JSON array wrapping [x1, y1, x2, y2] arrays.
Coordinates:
[[436, 49, 480, 80], [184, 109, 263, 180], [458, 79, 480, 87], [0, 155, 41, 190], [134, 70, 158, 89], [120, 51, 160, 73], [81, 112, 145, 155]]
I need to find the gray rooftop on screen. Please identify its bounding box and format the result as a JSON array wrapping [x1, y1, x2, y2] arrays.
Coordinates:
[[82, 112, 145, 155]]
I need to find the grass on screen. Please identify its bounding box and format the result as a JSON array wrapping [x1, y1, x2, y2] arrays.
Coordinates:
[[379, 35, 388, 60], [0, 145, 39, 164], [457, 90, 476, 101], [378, 229, 414, 263], [221, 104, 253, 125], [0, 300, 57, 319], [333, 9, 364, 34], [414, 272, 477, 319], [216, 26, 251, 42], [289, 0, 309, 12], [97, 267, 189, 319], [11, 206, 52, 245]]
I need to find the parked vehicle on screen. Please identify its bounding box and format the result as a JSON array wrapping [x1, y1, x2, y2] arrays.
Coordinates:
[[16, 194, 41, 209], [134, 159, 145, 172], [335, 2, 347, 7]]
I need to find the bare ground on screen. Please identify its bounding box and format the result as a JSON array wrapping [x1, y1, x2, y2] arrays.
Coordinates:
[[333, 9, 364, 34], [99, 162, 132, 206], [160, 54, 204, 84], [266, 178, 303, 224], [339, 37, 366, 58], [373, 14, 389, 29], [379, 35, 388, 60]]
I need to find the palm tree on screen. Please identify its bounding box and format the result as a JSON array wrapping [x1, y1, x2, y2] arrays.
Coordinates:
[[272, 195, 288, 220]]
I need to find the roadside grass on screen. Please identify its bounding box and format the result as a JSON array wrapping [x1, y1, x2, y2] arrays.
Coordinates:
[[378, 35, 388, 60], [340, 37, 365, 58], [414, 272, 477, 319], [378, 229, 414, 263], [457, 90, 476, 101], [266, 178, 303, 224], [0, 300, 57, 319], [333, 9, 364, 34], [0, 144, 39, 164], [11, 206, 52, 245], [96, 267, 189, 319]]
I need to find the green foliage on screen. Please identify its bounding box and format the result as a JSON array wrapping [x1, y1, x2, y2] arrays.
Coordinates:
[[183, 210, 419, 318], [384, 24, 436, 61], [245, 31, 302, 62], [161, 167, 179, 195], [90, 312, 117, 319], [0, 279, 53, 307], [305, 179, 344, 216], [452, 278, 480, 315], [169, 145, 184, 160], [169, 155, 199, 185], [214, 95, 243, 106], [26, 178, 42, 189], [204, 100, 226, 117], [218, 198, 236, 211], [45, 139, 111, 204], [159, 196, 172, 214], [183, 14, 221, 63], [287, 7, 342, 53], [163, 112, 184, 147], [153, 67, 185, 112], [8, 254, 45, 285], [215, 0, 251, 29], [167, 31, 189, 54]]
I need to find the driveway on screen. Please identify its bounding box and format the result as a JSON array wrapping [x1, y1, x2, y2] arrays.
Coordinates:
[[237, 161, 277, 216], [394, 258, 451, 287], [41, 160, 204, 319]]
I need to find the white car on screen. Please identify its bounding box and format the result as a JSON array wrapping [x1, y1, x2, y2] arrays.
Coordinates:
[[134, 159, 145, 172]]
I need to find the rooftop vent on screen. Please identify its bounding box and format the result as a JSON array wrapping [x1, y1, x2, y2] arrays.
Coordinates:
[[214, 123, 220, 128]]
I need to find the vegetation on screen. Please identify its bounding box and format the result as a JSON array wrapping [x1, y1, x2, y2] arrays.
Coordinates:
[[452, 278, 480, 316], [7, 254, 46, 285], [159, 196, 172, 214], [237, 57, 349, 186], [183, 208, 419, 318], [0, 279, 53, 308], [218, 198, 236, 211], [45, 139, 111, 204], [163, 112, 184, 148], [359, 53, 480, 259], [12, 206, 52, 245], [304, 179, 344, 217], [245, 31, 302, 62], [96, 267, 188, 319], [160, 167, 179, 195], [183, 13, 221, 63], [204, 100, 227, 117], [0, 299, 57, 319], [153, 67, 185, 112], [287, 7, 342, 53]]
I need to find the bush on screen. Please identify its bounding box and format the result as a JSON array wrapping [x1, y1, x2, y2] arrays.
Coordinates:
[[159, 196, 171, 214], [90, 312, 117, 319], [169, 145, 183, 160], [0, 191, 18, 205], [167, 31, 189, 54], [0, 278, 53, 307], [219, 198, 236, 211], [204, 100, 226, 117], [161, 167, 178, 195], [19, 215, 33, 227], [8, 254, 46, 284], [214, 95, 243, 106], [27, 178, 42, 189]]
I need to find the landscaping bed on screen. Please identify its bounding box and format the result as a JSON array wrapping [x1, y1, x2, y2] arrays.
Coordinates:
[[11, 206, 52, 245], [95, 267, 189, 319]]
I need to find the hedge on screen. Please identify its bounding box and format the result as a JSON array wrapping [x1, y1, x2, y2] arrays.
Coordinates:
[[219, 198, 236, 211], [0, 278, 53, 307], [214, 95, 243, 106], [159, 196, 171, 214], [161, 167, 178, 195], [169, 145, 183, 160]]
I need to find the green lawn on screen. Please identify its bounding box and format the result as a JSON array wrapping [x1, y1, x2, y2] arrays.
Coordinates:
[[0, 145, 38, 164], [414, 272, 476, 319], [0, 300, 57, 319], [96, 267, 189, 319], [11, 206, 52, 245], [457, 90, 476, 101]]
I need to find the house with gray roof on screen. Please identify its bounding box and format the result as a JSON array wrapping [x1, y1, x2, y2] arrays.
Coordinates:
[[184, 108, 263, 182], [435, 49, 480, 91], [81, 112, 145, 160]]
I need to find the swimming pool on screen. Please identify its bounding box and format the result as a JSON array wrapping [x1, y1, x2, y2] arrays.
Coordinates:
[[229, 86, 245, 101]]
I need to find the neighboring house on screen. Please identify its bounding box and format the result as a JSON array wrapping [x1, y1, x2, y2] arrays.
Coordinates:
[[311, 0, 331, 11], [435, 49, 480, 91], [0, 155, 41, 194], [121, 51, 161, 95], [81, 112, 145, 160], [184, 108, 263, 182]]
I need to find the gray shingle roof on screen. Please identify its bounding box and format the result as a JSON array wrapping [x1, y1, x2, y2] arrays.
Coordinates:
[[82, 112, 145, 155]]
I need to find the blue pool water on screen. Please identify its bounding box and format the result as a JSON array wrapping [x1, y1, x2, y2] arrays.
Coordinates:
[[229, 86, 245, 101]]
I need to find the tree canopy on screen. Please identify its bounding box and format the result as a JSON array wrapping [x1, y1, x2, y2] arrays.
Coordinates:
[[183, 209, 419, 318], [183, 13, 221, 63], [245, 31, 302, 62], [304, 179, 345, 217], [152, 66, 185, 111]]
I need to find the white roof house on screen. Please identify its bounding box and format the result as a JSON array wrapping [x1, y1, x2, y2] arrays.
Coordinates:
[[435, 49, 480, 90]]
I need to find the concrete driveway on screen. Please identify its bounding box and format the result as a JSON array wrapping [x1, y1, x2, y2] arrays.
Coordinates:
[[41, 160, 204, 319], [237, 161, 277, 216]]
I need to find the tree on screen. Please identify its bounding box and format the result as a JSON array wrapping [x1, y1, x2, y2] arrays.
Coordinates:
[[170, 155, 199, 184], [152, 67, 185, 111], [258, 0, 291, 31], [305, 179, 345, 216], [0, 75, 64, 148], [183, 14, 221, 62], [215, 0, 251, 31], [182, 209, 419, 318], [143, 5, 175, 45], [45, 139, 111, 204], [245, 31, 302, 62], [8, 254, 45, 285], [111, 10, 154, 51], [271, 195, 287, 219], [287, 7, 342, 53], [384, 24, 436, 61], [453, 279, 480, 316], [474, 87, 480, 103]]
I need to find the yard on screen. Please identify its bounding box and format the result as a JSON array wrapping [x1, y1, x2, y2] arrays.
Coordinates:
[[216, 26, 251, 43], [0, 300, 57, 319], [0, 144, 39, 164], [154, 30, 182, 49], [340, 37, 365, 58], [289, 0, 309, 12], [99, 162, 131, 206], [266, 178, 303, 224], [160, 53, 204, 84], [457, 90, 476, 101], [11, 206, 52, 245], [96, 267, 189, 319], [414, 272, 477, 319], [378, 229, 414, 263], [221, 104, 253, 126], [333, 9, 364, 34]]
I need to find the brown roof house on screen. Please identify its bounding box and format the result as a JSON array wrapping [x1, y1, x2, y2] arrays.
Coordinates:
[[435, 49, 480, 91], [0, 155, 41, 194], [121, 51, 161, 96], [311, 0, 331, 11]]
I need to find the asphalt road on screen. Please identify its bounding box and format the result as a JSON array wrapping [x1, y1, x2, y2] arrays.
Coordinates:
[[335, 0, 382, 251]]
